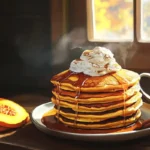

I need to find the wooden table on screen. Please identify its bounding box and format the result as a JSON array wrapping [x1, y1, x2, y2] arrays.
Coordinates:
[[0, 90, 150, 150]]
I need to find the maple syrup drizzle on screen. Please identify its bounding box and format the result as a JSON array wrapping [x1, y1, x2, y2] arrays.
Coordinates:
[[111, 74, 129, 128], [109, 73, 150, 130], [73, 74, 89, 126], [74, 86, 80, 125], [54, 71, 75, 121], [55, 82, 61, 120], [122, 85, 127, 127], [54, 70, 89, 125]]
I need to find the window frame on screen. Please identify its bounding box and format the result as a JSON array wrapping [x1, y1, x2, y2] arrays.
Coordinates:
[[87, 0, 150, 43], [136, 0, 150, 43], [87, 0, 134, 42]]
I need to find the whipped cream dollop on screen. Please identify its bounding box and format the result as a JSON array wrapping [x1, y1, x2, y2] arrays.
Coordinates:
[[69, 47, 122, 76]]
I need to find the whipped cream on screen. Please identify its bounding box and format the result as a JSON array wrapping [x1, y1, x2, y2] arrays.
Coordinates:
[[69, 47, 122, 76]]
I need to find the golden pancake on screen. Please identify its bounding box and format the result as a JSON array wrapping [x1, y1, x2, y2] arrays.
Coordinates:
[[45, 107, 141, 129], [51, 69, 140, 93], [52, 92, 142, 113], [52, 84, 140, 104], [58, 110, 141, 129], [56, 98, 142, 122], [52, 83, 140, 103]]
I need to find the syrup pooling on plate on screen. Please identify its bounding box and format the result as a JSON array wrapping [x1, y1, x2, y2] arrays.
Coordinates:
[[42, 110, 143, 134]]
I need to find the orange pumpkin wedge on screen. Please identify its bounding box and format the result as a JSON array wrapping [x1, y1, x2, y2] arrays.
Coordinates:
[[0, 99, 29, 128]]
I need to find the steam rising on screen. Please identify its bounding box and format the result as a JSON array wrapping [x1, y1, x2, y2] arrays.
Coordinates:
[[52, 28, 138, 68], [104, 42, 137, 67], [15, 27, 138, 73]]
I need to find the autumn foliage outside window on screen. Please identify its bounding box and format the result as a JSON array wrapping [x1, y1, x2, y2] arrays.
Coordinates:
[[87, 0, 150, 42]]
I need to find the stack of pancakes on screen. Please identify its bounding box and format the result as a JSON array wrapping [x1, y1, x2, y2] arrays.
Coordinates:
[[50, 69, 142, 130]]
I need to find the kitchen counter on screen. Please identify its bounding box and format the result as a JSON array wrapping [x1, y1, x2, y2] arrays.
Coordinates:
[[0, 83, 150, 150]]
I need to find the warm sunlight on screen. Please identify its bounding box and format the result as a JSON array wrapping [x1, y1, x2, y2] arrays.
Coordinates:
[[137, 0, 150, 42], [87, 0, 134, 42]]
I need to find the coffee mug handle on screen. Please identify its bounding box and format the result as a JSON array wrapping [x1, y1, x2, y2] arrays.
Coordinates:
[[140, 73, 150, 100]]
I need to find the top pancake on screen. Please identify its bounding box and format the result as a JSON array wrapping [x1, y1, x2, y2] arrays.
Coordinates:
[[51, 69, 140, 93]]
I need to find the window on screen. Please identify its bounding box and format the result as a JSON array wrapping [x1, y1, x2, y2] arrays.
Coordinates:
[[87, 0, 150, 43], [136, 0, 150, 42]]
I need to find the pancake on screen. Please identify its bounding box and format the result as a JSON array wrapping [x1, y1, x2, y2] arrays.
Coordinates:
[[58, 110, 141, 129], [46, 107, 141, 129], [51, 69, 140, 93], [55, 98, 142, 123], [51, 92, 142, 113], [47, 47, 144, 131], [52, 83, 140, 104], [52, 84, 140, 104]]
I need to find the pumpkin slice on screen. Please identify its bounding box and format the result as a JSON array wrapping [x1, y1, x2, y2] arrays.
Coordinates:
[[0, 99, 29, 128]]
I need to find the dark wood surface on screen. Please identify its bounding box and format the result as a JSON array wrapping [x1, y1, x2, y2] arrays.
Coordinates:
[[0, 88, 150, 150]]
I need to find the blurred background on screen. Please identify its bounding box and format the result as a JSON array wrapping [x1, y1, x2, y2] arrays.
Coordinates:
[[0, 0, 150, 95]]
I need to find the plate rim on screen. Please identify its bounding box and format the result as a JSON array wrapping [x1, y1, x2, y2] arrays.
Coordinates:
[[31, 102, 150, 140]]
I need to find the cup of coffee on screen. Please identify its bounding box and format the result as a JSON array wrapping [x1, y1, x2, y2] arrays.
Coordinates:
[[140, 73, 150, 100]]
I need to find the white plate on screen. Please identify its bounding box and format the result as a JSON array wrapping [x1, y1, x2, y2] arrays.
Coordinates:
[[31, 102, 150, 141]]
